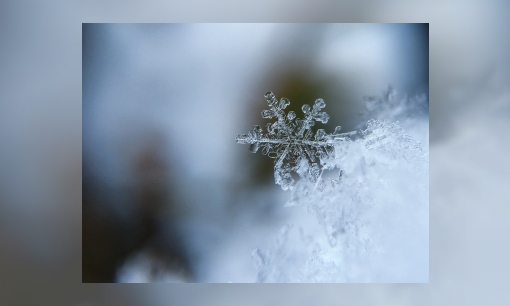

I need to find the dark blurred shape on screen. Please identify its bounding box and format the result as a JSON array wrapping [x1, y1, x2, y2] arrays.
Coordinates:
[[82, 169, 151, 282], [82, 23, 193, 282], [82, 132, 191, 282]]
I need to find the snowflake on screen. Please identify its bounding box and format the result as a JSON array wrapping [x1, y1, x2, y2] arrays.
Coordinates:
[[236, 92, 349, 190]]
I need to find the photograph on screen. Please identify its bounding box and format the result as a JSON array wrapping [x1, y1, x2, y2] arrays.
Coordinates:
[[4, 0, 510, 304], [82, 23, 429, 283]]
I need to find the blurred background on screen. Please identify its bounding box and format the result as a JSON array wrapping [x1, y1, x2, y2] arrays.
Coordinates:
[[82, 23, 428, 283], [0, 0, 509, 304]]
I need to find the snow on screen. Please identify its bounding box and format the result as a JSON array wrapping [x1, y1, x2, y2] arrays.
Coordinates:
[[237, 89, 428, 282]]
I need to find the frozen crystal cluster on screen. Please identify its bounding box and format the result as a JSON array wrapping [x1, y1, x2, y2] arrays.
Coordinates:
[[236, 92, 350, 190], [237, 91, 429, 282], [359, 86, 428, 130]]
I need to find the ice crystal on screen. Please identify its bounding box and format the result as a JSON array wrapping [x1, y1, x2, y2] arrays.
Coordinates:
[[236, 92, 350, 190], [248, 117, 429, 282], [240, 90, 429, 282], [359, 86, 428, 129]]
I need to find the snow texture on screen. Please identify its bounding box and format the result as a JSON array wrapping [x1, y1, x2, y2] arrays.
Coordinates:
[[237, 90, 428, 282]]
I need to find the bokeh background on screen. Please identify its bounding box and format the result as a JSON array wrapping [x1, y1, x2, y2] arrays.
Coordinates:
[[1, 0, 510, 304], [82, 23, 428, 283]]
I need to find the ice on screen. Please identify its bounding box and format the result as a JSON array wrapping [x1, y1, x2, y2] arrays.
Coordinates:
[[279, 97, 290, 109], [261, 110, 274, 119], [314, 98, 326, 109], [237, 90, 428, 282], [302, 104, 311, 114], [287, 111, 296, 121], [236, 92, 345, 190]]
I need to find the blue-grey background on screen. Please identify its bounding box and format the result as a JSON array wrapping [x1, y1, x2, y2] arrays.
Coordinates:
[[1, 0, 510, 304]]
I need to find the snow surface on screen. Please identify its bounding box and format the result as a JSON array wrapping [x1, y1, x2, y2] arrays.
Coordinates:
[[243, 89, 428, 282]]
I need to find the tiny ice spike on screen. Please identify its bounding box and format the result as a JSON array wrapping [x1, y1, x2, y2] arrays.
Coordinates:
[[236, 92, 347, 190]]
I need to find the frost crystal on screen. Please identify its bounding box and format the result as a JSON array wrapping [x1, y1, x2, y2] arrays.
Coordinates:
[[236, 92, 349, 190], [240, 90, 429, 283]]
